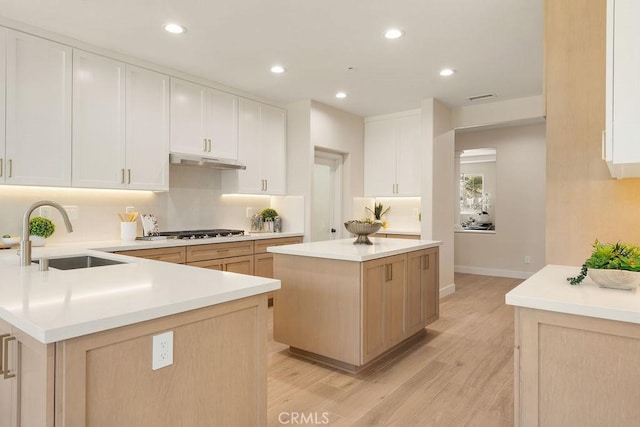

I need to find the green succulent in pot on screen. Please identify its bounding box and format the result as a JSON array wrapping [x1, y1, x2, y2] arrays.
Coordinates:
[[260, 208, 278, 221], [29, 216, 55, 238], [567, 240, 640, 285], [366, 203, 390, 221]]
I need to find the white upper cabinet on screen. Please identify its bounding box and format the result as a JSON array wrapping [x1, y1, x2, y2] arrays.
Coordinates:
[[5, 30, 72, 187], [72, 50, 126, 188], [221, 99, 286, 195], [365, 111, 421, 197], [170, 78, 238, 160], [0, 28, 6, 184], [125, 65, 170, 190], [605, 0, 640, 178], [72, 53, 169, 190]]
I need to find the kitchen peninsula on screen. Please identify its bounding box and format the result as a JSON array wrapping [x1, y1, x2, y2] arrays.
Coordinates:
[[506, 265, 640, 426], [0, 237, 285, 426], [269, 237, 441, 372]]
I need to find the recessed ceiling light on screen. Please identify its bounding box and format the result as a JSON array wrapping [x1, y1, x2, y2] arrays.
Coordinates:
[[164, 23, 186, 34], [335, 92, 347, 99], [270, 65, 286, 74], [439, 68, 455, 77], [384, 29, 404, 39]]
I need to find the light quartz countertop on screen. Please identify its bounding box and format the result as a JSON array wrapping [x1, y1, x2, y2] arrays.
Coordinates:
[[0, 233, 299, 344], [267, 237, 441, 262], [505, 264, 640, 324]]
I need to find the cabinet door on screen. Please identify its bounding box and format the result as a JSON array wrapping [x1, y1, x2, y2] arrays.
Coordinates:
[[364, 118, 397, 196], [72, 50, 126, 188], [406, 250, 426, 335], [0, 321, 18, 427], [362, 261, 386, 363], [224, 98, 263, 193], [205, 89, 238, 160], [116, 247, 186, 264], [254, 253, 274, 278], [0, 28, 6, 184], [223, 255, 254, 275], [170, 78, 207, 155], [423, 248, 439, 325], [188, 259, 224, 270], [260, 104, 286, 195], [396, 114, 421, 196], [5, 30, 72, 186], [386, 256, 407, 347], [125, 65, 170, 190]]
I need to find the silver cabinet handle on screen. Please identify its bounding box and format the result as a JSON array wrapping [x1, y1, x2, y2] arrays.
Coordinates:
[[8, 159, 12, 178], [121, 168, 125, 184], [127, 169, 131, 184], [0, 158, 3, 178], [0, 333, 9, 375], [264, 179, 268, 191], [208, 139, 212, 152], [203, 138, 208, 152], [3, 335, 16, 379]]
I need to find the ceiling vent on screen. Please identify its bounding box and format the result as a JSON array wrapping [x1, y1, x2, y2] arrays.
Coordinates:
[[468, 93, 496, 102]]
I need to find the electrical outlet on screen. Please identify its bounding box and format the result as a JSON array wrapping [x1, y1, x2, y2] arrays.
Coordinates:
[[246, 207, 254, 218], [63, 205, 79, 220], [39, 206, 52, 218], [524, 256, 531, 264], [152, 331, 173, 370], [125, 206, 135, 214]]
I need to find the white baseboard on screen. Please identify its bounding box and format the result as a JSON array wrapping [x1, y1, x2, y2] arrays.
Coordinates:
[[440, 283, 456, 298], [454, 265, 533, 280]]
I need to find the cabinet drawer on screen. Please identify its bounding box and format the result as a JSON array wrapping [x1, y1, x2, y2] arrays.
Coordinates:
[[116, 247, 186, 264], [254, 236, 302, 254], [186, 240, 254, 262], [188, 255, 254, 275]]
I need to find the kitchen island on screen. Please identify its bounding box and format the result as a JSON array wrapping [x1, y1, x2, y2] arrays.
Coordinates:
[[506, 265, 640, 426], [268, 237, 441, 372], [0, 243, 280, 426]]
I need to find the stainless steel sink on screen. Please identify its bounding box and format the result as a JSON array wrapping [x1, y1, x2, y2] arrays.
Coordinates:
[[34, 256, 126, 270]]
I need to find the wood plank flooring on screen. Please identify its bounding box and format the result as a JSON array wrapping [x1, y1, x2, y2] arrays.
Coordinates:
[[267, 273, 522, 426]]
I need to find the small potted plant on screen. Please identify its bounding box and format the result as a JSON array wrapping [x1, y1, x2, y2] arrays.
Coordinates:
[[567, 240, 640, 289], [366, 203, 391, 229], [29, 216, 55, 247], [261, 208, 278, 232]]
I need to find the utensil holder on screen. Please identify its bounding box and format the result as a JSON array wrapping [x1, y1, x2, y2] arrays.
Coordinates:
[[120, 222, 137, 241]]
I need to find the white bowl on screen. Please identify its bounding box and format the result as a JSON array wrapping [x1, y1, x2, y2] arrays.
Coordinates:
[[1, 236, 20, 246], [588, 268, 640, 290]]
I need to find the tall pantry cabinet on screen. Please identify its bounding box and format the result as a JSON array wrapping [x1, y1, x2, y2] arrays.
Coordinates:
[[4, 30, 72, 187]]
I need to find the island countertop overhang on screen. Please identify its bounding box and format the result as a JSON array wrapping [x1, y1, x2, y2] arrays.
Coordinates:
[[505, 264, 640, 324], [267, 237, 442, 262]]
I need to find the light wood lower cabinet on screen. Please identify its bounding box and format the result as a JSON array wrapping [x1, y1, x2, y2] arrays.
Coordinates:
[[188, 254, 254, 275], [514, 307, 640, 427], [116, 246, 186, 264], [254, 237, 303, 301], [2, 296, 267, 426], [274, 247, 439, 372]]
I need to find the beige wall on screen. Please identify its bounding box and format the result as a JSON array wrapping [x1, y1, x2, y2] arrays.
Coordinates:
[[456, 123, 546, 277], [545, 0, 640, 265]]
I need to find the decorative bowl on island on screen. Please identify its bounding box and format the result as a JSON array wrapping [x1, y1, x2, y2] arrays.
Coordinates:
[[588, 268, 640, 290], [1, 236, 20, 246], [344, 220, 382, 245]]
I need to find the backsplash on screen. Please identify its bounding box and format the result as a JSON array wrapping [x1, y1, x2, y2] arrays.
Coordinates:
[[352, 197, 421, 232], [0, 166, 304, 243]]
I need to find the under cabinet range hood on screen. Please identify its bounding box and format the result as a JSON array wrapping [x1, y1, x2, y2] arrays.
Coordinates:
[[169, 153, 246, 170]]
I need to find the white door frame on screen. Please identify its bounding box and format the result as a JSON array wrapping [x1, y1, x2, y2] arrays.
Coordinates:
[[313, 149, 344, 240]]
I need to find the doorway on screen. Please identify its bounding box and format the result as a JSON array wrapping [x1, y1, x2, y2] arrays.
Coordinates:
[[312, 150, 343, 242]]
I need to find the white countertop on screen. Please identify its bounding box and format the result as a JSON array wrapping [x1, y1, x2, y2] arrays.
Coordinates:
[[267, 237, 441, 262], [505, 264, 640, 324], [0, 234, 295, 344]]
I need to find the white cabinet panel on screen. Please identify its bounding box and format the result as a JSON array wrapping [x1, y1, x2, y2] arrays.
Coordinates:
[[605, 0, 640, 178], [0, 28, 6, 184], [221, 99, 286, 195], [72, 50, 126, 188], [5, 30, 72, 187], [364, 111, 421, 197], [125, 65, 170, 191], [170, 78, 238, 160]]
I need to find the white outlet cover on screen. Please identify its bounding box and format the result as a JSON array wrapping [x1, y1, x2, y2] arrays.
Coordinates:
[[152, 331, 174, 370]]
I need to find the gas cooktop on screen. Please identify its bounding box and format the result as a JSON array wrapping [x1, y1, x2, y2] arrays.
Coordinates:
[[156, 229, 245, 240]]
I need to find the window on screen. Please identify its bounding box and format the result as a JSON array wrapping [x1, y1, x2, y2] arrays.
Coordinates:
[[460, 173, 484, 214]]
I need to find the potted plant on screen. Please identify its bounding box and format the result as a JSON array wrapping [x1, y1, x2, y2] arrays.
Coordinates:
[[261, 208, 278, 232], [29, 216, 55, 247], [567, 240, 640, 289], [366, 203, 390, 228]]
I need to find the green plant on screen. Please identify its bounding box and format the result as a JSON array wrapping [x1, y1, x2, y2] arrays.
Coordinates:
[[260, 208, 278, 220], [567, 240, 640, 285], [29, 216, 55, 238], [366, 203, 390, 220]]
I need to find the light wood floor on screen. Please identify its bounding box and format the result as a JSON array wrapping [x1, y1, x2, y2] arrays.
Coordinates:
[[267, 273, 522, 426]]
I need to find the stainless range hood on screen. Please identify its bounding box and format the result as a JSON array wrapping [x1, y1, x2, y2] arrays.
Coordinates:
[[169, 153, 246, 170]]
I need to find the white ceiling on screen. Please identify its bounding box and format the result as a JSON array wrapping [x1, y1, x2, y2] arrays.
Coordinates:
[[0, 0, 543, 118]]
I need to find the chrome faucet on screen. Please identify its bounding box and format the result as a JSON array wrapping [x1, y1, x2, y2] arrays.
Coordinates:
[[20, 201, 73, 266]]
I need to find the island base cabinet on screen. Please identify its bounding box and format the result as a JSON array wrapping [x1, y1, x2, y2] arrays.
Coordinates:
[[515, 307, 640, 427], [56, 295, 267, 427]]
